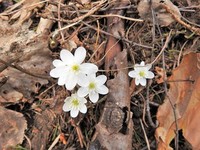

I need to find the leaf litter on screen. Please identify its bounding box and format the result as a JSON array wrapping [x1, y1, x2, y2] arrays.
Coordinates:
[[156, 53, 200, 150], [0, 0, 200, 149]]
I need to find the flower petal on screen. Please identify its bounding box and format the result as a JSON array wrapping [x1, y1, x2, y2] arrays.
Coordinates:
[[89, 92, 99, 103], [81, 97, 87, 103], [145, 64, 152, 70], [50, 67, 68, 78], [79, 104, 87, 113], [77, 87, 89, 97], [96, 85, 109, 95], [96, 75, 107, 85], [58, 75, 67, 85], [74, 47, 86, 64], [65, 73, 77, 90], [146, 71, 154, 79], [63, 102, 71, 112], [128, 70, 137, 78], [140, 78, 147, 86], [135, 78, 140, 85], [52, 59, 65, 67], [80, 63, 98, 74], [70, 110, 79, 118], [60, 49, 74, 65], [140, 61, 145, 66], [77, 74, 89, 87]]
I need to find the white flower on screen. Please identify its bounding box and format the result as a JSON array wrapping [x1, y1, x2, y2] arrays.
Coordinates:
[[128, 61, 154, 86], [50, 47, 98, 90], [77, 74, 109, 103], [62, 93, 87, 118]]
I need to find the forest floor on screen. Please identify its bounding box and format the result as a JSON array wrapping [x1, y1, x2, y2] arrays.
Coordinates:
[[0, 0, 200, 150]]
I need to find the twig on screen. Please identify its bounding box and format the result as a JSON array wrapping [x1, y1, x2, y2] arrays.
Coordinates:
[[82, 21, 153, 49], [58, 0, 65, 42], [24, 134, 32, 150], [160, 2, 200, 35], [177, 41, 188, 66], [39, 13, 152, 49], [0, 58, 53, 81], [150, 30, 172, 65], [48, 133, 60, 150], [140, 93, 149, 127], [92, 14, 143, 22], [70, 119, 86, 148], [0, 0, 47, 16], [63, 0, 107, 23], [139, 119, 150, 150], [146, 81, 157, 128], [162, 44, 179, 150]]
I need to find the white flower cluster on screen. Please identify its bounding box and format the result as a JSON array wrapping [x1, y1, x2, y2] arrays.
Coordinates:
[[128, 61, 154, 86], [50, 47, 109, 118], [50, 47, 155, 118]]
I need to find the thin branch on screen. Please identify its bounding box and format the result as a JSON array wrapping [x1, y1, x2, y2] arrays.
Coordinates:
[[146, 81, 157, 128], [162, 44, 179, 150], [140, 119, 150, 150], [151, 30, 172, 65], [161, 2, 200, 35], [0, 58, 53, 81]]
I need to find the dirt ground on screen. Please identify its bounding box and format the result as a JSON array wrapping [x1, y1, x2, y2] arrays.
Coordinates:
[[0, 0, 200, 150]]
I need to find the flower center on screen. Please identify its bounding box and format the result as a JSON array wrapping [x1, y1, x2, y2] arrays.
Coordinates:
[[72, 99, 79, 106], [71, 64, 80, 72], [88, 82, 96, 90], [139, 71, 146, 77]]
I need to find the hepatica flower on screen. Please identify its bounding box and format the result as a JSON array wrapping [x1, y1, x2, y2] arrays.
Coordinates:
[[50, 47, 98, 90], [77, 74, 109, 103], [128, 61, 154, 86], [63, 93, 87, 118]]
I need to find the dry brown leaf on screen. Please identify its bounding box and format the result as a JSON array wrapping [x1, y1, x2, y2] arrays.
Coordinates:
[[138, 0, 181, 26], [0, 20, 52, 104], [0, 106, 27, 149], [8, 0, 44, 25], [104, 0, 129, 71], [155, 53, 200, 150], [155, 66, 166, 84], [30, 108, 55, 150]]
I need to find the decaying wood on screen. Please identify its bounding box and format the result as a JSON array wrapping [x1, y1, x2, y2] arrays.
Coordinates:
[[89, 50, 133, 150]]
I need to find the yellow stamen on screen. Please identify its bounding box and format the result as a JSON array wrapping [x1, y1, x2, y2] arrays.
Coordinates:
[[72, 99, 79, 106], [72, 65, 80, 72], [89, 82, 95, 90], [139, 71, 145, 77]]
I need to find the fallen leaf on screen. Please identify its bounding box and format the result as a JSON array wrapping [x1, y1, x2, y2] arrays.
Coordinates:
[[138, 0, 181, 26], [5, 0, 44, 25], [155, 66, 166, 84], [0, 106, 27, 149], [155, 53, 200, 149], [0, 21, 52, 104], [30, 108, 55, 150], [104, 0, 128, 71]]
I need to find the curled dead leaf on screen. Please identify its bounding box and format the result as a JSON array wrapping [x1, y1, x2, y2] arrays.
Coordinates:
[[155, 53, 200, 149], [138, 0, 181, 26]]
